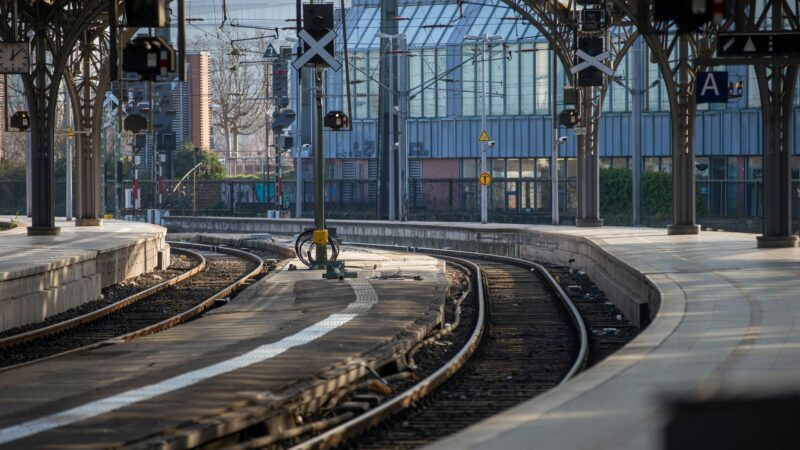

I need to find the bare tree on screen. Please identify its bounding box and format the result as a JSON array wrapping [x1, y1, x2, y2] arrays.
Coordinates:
[[197, 29, 270, 175]]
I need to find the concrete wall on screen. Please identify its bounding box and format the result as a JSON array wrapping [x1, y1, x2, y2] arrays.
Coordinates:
[[164, 216, 658, 327], [0, 228, 169, 332]]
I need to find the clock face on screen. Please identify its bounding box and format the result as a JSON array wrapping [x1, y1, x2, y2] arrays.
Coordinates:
[[0, 42, 31, 74]]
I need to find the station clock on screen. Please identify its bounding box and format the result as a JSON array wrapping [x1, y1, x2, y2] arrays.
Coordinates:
[[0, 41, 31, 74]]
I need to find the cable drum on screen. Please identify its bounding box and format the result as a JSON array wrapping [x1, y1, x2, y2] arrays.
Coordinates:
[[294, 230, 340, 267]]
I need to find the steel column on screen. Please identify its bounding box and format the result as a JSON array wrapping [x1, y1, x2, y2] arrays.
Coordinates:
[[631, 35, 643, 227], [756, 0, 798, 247], [576, 86, 603, 227], [28, 28, 59, 235], [667, 34, 700, 235], [76, 41, 102, 226]]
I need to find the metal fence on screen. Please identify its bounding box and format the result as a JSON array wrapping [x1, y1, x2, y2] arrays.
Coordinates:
[[2, 178, 798, 232]]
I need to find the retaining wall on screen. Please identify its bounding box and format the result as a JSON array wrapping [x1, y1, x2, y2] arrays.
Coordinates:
[[164, 216, 658, 327], [0, 222, 169, 332]]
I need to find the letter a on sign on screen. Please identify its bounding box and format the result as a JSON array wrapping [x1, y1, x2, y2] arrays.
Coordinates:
[[696, 71, 728, 104]]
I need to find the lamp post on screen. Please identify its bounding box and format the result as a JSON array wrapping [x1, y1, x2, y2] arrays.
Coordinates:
[[465, 33, 503, 224]]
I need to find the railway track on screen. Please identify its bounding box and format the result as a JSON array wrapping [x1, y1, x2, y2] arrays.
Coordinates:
[[225, 247, 587, 450], [0, 243, 264, 371]]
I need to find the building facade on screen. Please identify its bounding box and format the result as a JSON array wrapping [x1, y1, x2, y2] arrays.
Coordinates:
[[310, 0, 800, 227]]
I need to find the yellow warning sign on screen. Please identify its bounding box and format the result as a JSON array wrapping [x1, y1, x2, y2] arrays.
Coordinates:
[[479, 172, 492, 186], [478, 130, 491, 142], [66, 125, 75, 138]]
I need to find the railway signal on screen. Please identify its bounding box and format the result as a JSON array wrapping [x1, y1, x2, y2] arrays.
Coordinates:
[[125, 0, 168, 27], [122, 36, 176, 80]]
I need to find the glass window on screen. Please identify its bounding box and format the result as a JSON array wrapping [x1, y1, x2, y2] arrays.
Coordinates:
[[422, 48, 436, 117], [521, 158, 534, 178], [492, 159, 505, 178], [437, 49, 447, 117], [748, 66, 760, 108], [506, 43, 520, 115], [647, 61, 660, 111], [710, 156, 726, 180], [462, 46, 477, 116], [368, 51, 379, 118], [748, 156, 762, 180], [566, 158, 576, 179], [462, 159, 478, 178], [490, 45, 504, 115], [535, 42, 550, 114], [612, 157, 629, 169], [695, 157, 710, 179], [353, 52, 368, 119], [612, 53, 628, 112], [660, 157, 672, 173], [507, 159, 520, 178], [727, 157, 741, 181], [645, 157, 660, 172], [537, 158, 550, 179], [410, 51, 423, 117], [520, 42, 534, 115]]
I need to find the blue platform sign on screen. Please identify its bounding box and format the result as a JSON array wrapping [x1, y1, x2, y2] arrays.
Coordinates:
[[696, 71, 729, 103]]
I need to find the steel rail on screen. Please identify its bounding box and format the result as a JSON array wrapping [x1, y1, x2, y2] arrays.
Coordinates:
[[280, 244, 587, 450], [0, 247, 207, 351], [286, 254, 486, 450], [350, 243, 589, 382], [116, 242, 265, 343], [0, 243, 263, 373]]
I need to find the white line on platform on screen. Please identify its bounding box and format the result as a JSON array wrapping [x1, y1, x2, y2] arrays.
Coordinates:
[[0, 277, 378, 445]]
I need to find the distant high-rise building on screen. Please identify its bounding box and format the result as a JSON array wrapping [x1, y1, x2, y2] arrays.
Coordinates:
[[188, 52, 211, 151]]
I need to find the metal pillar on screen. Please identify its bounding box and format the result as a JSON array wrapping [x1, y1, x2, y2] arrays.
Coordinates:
[[296, 65, 314, 218], [667, 34, 700, 235], [575, 86, 603, 227], [631, 35, 643, 227], [75, 42, 102, 227], [64, 93, 73, 221], [377, 0, 398, 219], [26, 132, 32, 217], [28, 29, 59, 235], [388, 41, 396, 221], [551, 42, 559, 225], [397, 36, 409, 222], [313, 67, 327, 263], [479, 37, 488, 224], [756, 0, 798, 247]]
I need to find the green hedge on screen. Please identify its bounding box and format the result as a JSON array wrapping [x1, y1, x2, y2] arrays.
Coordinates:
[[600, 168, 672, 226]]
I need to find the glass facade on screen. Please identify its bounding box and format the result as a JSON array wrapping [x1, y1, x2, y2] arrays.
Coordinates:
[[321, 0, 800, 227]]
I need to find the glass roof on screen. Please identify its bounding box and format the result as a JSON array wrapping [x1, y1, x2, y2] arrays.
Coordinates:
[[341, 0, 548, 51]]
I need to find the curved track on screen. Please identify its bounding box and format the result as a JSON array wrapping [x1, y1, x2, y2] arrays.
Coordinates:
[[224, 247, 587, 450], [0, 243, 263, 371]]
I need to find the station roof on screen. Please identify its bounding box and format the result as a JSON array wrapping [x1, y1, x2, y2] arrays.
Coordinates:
[[343, 0, 545, 51]]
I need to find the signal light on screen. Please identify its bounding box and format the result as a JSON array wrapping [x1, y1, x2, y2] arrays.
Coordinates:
[[272, 60, 289, 109], [122, 36, 176, 81], [324, 111, 349, 131], [125, 0, 168, 28], [10, 111, 30, 131]]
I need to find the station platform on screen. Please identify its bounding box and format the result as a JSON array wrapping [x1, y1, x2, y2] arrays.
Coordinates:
[[0, 248, 448, 449], [164, 216, 800, 449], [0, 218, 169, 332]]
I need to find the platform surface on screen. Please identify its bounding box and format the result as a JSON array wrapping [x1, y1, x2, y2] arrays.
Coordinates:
[[418, 224, 800, 450], [0, 217, 166, 280], [0, 248, 447, 448]]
